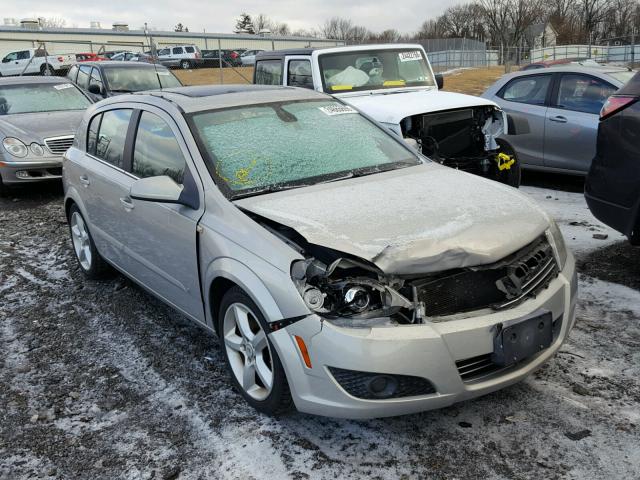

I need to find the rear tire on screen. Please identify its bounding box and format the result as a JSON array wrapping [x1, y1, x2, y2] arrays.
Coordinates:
[[496, 139, 522, 188], [67, 204, 110, 279], [40, 64, 54, 76], [218, 286, 293, 416]]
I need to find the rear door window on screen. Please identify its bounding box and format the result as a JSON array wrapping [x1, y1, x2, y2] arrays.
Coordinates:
[[67, 64, 79, 82], [500, 75, 551, 106], [287, 59, 313, 89], [255, 60, 282, 85], [555, 74, 616, 114], [172, 47, 183, 55], [185, 46, 195, 53], [95, 109, 133, 168], [132, 111, 186, 184]]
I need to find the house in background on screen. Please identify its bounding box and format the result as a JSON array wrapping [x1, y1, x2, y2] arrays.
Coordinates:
[[524, 23, 558, 50]]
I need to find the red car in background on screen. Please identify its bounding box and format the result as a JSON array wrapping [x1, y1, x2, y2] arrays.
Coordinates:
[[75, 53, 107, 62]]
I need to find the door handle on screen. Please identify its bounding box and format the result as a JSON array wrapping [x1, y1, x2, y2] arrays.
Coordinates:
[[120, 197, 135, 210], [79, 175, 90, 186], [549, 116, 567, 123]]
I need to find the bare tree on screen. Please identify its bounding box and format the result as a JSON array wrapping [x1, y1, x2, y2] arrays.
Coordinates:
[[38, 17, 66, 28]]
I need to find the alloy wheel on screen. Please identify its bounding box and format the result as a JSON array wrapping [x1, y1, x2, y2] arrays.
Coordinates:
[[70, 212, 92, 271], [223, 302, 274, 400]]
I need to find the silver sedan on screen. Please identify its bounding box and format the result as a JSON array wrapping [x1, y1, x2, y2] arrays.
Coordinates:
[[0, 77, 92, 194], [63, 85, 576, 418], [482, 66, 635, 174]]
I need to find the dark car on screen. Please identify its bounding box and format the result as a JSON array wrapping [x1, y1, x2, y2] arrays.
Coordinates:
[[585, 71, 640, 244], [201, 49, 243, 67], [66, 61, 182, 101]]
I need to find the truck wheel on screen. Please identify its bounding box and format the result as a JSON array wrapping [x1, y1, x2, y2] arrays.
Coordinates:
[[218, 286, 293, 416], [180, 60, 191, 70], [40, 64, 54, 76], [496, 139, 521, 188]]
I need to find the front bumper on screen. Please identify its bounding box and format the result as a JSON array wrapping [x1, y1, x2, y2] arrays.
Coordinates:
[[270, 253, 577, 419], [0, 158, 63, 184]]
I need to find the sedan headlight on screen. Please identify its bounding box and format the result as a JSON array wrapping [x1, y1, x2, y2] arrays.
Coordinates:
[[547, 220, 568, 270], [3, 137, 28, 158], [30, 143, 45, 156]]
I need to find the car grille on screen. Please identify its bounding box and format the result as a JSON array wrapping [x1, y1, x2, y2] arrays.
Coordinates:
[[410, 236, 559, 318], [44, 136, 74, 155], [328, 367, 436, 400]]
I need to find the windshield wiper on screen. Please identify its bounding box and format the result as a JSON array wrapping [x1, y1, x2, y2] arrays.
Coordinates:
[[230, 183, 302, 200], [110, 89, 134, 93]]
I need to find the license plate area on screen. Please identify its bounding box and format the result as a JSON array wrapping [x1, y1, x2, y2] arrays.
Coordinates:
[[491, 310, 553, 367]]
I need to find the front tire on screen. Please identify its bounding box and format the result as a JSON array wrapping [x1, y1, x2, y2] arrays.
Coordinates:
[[180, 60, 191, 70], [218, 287, 293, 415], [67, 205, 110, 279]]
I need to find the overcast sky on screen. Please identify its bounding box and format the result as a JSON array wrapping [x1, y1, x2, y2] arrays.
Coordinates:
[[4, 0, 460, 35]]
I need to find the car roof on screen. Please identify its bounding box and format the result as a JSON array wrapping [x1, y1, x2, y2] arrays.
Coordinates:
[[74, 61, 168, 69], [505, 65, 632, 82], [110, 85, 329, 113], [256, 48, 316, 58], [0, 76, 72, 86]]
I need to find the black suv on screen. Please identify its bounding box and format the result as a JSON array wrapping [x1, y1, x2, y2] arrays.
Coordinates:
[[585, 71, 640, 244]]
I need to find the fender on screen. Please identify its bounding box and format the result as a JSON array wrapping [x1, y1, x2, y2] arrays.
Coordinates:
[[204, 256, 286, 331]]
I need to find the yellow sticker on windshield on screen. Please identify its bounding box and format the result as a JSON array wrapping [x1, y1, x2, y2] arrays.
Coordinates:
[[383, 80, 406, 87], [330, 85, 353, 91]]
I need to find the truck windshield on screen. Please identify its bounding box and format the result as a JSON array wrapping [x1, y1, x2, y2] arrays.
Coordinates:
[[0, 83, 91, 115], [103, 67, 182, 92], [189, 99, 421, 199], [319, 48, 436, 93]]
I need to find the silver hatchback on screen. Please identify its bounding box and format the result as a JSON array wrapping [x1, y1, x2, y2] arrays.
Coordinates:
[[482, 66, 635, 174], [63, 85, 577, 418]]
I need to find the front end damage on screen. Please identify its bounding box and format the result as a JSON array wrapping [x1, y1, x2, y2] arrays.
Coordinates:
[[400, 106, 516, 184]]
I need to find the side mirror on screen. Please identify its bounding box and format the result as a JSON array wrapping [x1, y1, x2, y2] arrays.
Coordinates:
[[88, 84, 102, 95], [435, 73, 444, 90], [129, 176, 185, 205]]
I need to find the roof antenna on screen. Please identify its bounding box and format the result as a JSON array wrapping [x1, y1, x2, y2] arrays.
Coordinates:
[[144, 23, 162, 91]]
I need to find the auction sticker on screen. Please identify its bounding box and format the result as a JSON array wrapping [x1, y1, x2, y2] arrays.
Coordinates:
[[398, 51, 422, 62], [53, 83, 74, 90], [319, 104, 357, 116]]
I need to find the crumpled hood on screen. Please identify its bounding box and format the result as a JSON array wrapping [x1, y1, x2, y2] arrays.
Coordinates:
[[235, 163, 551, 275], [0, 111, 84, 144], [339, 89, 499, 125]]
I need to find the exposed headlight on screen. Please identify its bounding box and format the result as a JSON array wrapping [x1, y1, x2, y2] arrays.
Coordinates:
[[3, 137, 28, 158], [547, 220, 568, 270], [291, 258, 413, 323], [30, 143, 45, 156]]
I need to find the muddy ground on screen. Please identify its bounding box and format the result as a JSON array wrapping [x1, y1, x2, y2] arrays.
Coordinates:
[[1, 173, 639, 480]]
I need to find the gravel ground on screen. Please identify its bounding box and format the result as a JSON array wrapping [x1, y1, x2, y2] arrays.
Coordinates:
[[1, 176, 639, 480]]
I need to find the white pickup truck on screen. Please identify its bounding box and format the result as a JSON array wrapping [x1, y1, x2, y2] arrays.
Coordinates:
[[253, 44, 520, 186], [0, 48, 75, 77]]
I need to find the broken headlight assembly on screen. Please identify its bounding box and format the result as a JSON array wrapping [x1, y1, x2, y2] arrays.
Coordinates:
[[290, 257, 415, 324], [547, 220, 568, 270]]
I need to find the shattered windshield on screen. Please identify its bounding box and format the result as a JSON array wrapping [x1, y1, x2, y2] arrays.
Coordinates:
[[0, 83, 91, 115], [319, 48, 436, 93], [190, 99, 420, 198]]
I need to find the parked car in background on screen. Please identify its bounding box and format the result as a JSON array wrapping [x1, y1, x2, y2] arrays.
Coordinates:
[[482, 66, 635, 174], [63, 84, 575, 418], [240, 49, 265, 66], [254, 45, 520, 186], [157, 45, 203, 69], [66, 61, 182, 101], [586, 71, 640, 244], [110, 51, 156, 63], [0, 77, 92, 194], [0, 48, 75, 76], [519, 58, 602, 71], [75, 53, 107, 62], [201, 49, 243, 67], [100, 51, 127, 59]]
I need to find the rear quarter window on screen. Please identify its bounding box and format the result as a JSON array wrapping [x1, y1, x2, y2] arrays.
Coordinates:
[[255, 60, 283, 85]]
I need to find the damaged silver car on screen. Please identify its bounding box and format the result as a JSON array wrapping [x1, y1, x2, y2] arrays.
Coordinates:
[[63, 85, 577, 418]]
